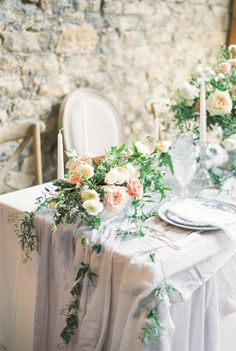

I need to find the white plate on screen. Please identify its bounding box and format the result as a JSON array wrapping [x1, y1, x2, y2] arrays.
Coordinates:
[[158, 198, 236, 231]]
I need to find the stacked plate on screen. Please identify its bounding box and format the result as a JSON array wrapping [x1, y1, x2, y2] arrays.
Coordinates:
[[158, 197, 236, 231]]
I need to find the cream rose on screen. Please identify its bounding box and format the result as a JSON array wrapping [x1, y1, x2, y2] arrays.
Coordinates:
[[82, 199, 104, 216], [127, 177, 143, 199], [155, 140, 171, 153], [206, 90, 232, 116], [222, 134, 236, 151], [81, 189, 100, 201], [126, 163, 140, 178], [103, 186, 128, 212], [105, 167, 129, 185], [135, 141, 150, 155], [175, 81, 199, 104], [77, 163, 94, 179]]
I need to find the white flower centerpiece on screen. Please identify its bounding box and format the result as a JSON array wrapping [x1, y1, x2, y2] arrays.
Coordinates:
[[164, 45, 236, 185]]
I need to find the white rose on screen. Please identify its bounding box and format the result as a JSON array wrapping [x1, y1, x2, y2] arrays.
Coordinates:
[[135, 141, 150, 155], [77, 163, 94, 179], [126, 163, 140, 177], [155, 140, 171, 153], [175, 81, 199, 104], [207, 126, 223, 144], [103, 185, 128, 213], [192, 64, 203, 77], [82, 199, 104, 216], [206, 90, 232, 116], [222, 135, 236, 151], [105, 167, 129, 185], [81, 189, 100, 201]]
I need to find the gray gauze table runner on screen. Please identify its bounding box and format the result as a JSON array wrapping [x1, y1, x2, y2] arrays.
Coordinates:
[[33, 208, 236, 351]]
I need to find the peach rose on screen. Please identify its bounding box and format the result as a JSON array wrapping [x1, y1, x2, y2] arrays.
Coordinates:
[[69, 173, 84, 185], [103, 186, 128, 212], [220, 62, 231, 74], [232, 86, 236, 95], [66, 159, 80, 171], [127, 177, 143, 199]]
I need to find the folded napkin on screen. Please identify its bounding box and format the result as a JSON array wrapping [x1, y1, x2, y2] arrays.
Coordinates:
[[168, 199, 236, 242]]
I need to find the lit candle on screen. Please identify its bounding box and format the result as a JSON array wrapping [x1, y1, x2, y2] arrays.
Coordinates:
[[82, 96, 89, 157], [57, 129, 64, 179], [200, 79, 207, 152]]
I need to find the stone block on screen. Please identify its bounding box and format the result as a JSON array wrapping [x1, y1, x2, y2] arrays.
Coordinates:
[[0, 54, 18, 71], [60, 55, 99, 75], [38, 75, 74, 97], [102, 1, 123, 14], [0, 110, 8, 124], [6, 170, 34, 190], [63, 11, 85, 22], [12, 98, 52, 119], [0, 76, 23, 96], [55, 25, 98, 54], [22, 54, 59, 75], [2, 31, 50, 52], [73, 0, 101, 12]]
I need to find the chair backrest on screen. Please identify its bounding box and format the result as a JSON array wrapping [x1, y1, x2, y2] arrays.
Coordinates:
[[0, 120, 45, 192], [59, 89, 124, 157]]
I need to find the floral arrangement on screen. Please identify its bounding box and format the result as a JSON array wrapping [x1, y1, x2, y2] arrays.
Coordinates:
[[170, 45, 236, 139], [164, 44, 236, 186], [19, 140, 173, 346], [20, 140, 172, 261]]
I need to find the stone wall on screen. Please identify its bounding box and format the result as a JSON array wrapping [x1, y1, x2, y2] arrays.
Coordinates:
[[0, 0, 231, 192]]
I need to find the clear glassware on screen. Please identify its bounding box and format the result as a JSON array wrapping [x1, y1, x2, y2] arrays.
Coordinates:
[[171, 133, 198, 197]]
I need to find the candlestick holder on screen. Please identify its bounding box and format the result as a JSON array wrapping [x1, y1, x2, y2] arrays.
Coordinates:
[[189, 146, 212, 195]]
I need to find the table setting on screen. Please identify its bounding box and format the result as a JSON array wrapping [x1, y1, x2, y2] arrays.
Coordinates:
[[1, 45, 236, 351]]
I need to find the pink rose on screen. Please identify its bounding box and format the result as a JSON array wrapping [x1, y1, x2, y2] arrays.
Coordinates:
[[228, 59, 236, 69], [103, 186, 128, 212], [220, 62, 231, 74], [232, 86, 236, 95], [127, 177, 143, 199]]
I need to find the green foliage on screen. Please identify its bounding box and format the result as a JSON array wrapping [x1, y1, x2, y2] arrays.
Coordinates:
[[19, 211, 37, 262], [142, 307, 161, 344], [149, 253, 156, 263], [60, 262, 97, 345], [141, 284, 177, 344]]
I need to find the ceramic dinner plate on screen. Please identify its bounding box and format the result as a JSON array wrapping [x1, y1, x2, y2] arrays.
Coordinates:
[[158, 197, 236, 231]]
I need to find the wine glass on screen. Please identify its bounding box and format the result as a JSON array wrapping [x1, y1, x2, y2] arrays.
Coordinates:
[[171, 133, 197, 198]]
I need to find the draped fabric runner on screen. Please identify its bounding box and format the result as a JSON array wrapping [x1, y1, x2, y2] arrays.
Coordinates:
[[33, 208, 236, 351]]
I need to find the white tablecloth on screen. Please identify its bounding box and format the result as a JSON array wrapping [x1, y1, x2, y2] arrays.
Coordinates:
[[0, 184, 236, 351], [0, 184, 50, 351]]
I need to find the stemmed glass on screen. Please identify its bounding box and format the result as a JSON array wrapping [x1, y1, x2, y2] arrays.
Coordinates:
[[171, 133, 198, 198]]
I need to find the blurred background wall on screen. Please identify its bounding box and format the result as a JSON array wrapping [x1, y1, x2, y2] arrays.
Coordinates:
[[0, 0, 231, 192]]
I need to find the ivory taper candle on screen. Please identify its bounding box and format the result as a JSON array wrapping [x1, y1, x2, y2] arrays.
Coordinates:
[[151, 103, 160, 140], [57, 129, 64, 179]]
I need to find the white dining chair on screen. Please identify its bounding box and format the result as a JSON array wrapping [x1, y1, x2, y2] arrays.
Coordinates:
[[59, 89, 124, 157]]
